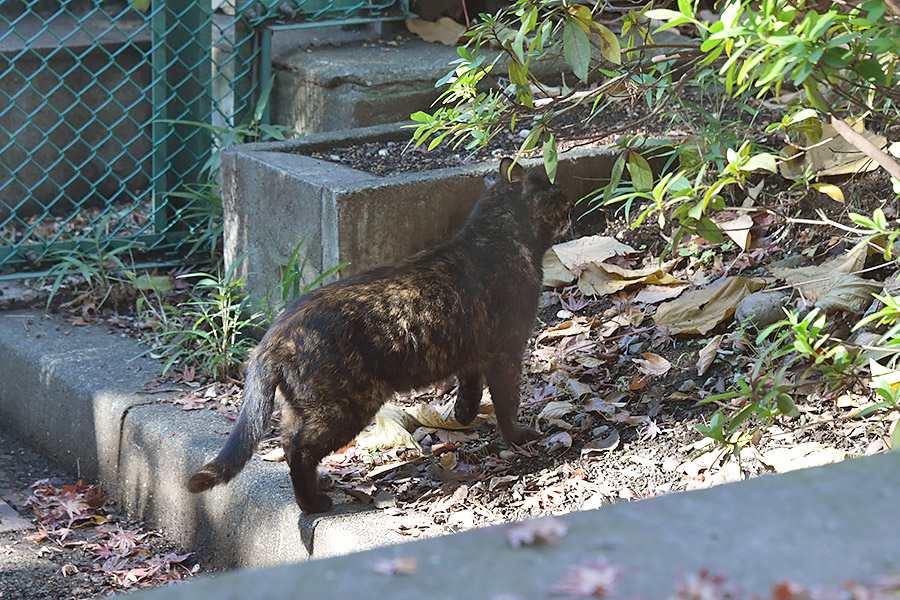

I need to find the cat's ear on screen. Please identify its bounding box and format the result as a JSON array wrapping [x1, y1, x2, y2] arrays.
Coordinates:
[[499, 157, 527, 185]]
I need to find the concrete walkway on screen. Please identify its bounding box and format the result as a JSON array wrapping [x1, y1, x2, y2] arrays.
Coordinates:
[[136, 448, 900, 599]]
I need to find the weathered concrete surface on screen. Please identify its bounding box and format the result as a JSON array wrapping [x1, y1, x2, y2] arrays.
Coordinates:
[[272, 39, 461, 134], [222, 123, 616, 306], [0, 309, 439, 569], [0, 311, 161, 484], [133, 450, 900, 599]]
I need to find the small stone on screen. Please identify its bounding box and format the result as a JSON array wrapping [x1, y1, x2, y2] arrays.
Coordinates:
[[374, 490, 397, 509], [580, 493, 606, 511], [329, 154, 340, 161], [678, 379, 698, 392], [377, 148, 389, 157], [735, 291, 789, 330]]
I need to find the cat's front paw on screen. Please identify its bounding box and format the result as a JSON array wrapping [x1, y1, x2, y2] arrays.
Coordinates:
[[454, 399, 479, 425], [299, 492, 333, 514], [502, 425, 541, 446]]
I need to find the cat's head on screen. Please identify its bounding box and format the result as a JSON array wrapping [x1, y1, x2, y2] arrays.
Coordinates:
[[498, 157, 570, 241]]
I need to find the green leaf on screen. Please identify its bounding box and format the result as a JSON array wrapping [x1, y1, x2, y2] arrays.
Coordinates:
[[563, 17, 591, 82], [628, 151, 653, 192], [803, 81, 831, 113], [594, 23, 622, 65], [696, 217, 724, 243], [569, 5, 594, 32], [785, 108, 819, 125], [856, 58, 886, 84], [644, 8, 692, 22], [603, 153, 627, 204], [776, 393, 800, 417], [742, 152, 778, 173], [130, 0, 151, 11], [513, 125, 542, 166], [134, 274, 175, 293], [543, 132, 558, 183]]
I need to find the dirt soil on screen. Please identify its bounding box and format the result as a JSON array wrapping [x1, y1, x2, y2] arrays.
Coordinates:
[[307, 84, 786, 176]]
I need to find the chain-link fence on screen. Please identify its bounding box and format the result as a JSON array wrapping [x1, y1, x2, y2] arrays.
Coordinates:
[[0, 0, 408, 277]]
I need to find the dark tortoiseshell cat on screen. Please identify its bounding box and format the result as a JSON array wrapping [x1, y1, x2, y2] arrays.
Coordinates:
[[188, 158, 570, 513]]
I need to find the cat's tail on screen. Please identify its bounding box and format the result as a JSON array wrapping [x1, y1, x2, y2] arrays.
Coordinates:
[[187, 351, 276, 494]]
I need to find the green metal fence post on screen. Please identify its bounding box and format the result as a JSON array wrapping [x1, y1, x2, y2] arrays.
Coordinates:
[[234, 0, 260, 127], [152, 0, 213, 234], [168, 0, 213, 189]]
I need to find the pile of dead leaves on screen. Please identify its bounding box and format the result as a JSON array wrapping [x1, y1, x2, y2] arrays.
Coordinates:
[[24, 479, 196, 590]]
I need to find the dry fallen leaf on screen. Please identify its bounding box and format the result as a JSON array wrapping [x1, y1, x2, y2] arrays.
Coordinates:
[[780, 120, 890, 179], [405, 398, 494, 430], [536, 319, 592, 344], [260, 448, 285, 462], [632, 352, 671, 377], [717, 214, 754, 251], [866, 358, 900, 393], [542, 431, 573, 452], [368, 555, 418, 576], [404, 17, 466, 46], [581, 429, 620, 456], [634, 284, 689, 304], [356, 404, 421, 451], [565, 377, 594, 398], [578, 260, 682, 297], [759, 443, 850, 473], [769, 245, 867, 303], [814, 272, 882, 314], [697, 335, 723, 377], [812, 182, 845, 202], [543, 248, 576, 288], [654, 276, 766, 334], [552, 235, 636, 270], [538, 401, 577, 421], [506, 516, 569, 548], [439, 451, 458, 470]]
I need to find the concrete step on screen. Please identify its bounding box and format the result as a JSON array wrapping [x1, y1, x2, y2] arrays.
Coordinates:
[[271, 37, 462, 135]]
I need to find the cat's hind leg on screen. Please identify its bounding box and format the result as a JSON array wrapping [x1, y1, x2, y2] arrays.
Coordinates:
[[454, 372, 483, 425], [281, 404, 334, 514], [485, 362, 540, 446]]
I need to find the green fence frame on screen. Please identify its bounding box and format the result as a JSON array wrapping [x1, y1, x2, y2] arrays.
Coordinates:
[[0, 0, 409, 279]]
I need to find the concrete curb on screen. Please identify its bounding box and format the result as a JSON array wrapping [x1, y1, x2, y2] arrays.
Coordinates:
[[0, 309, 436, 569]]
